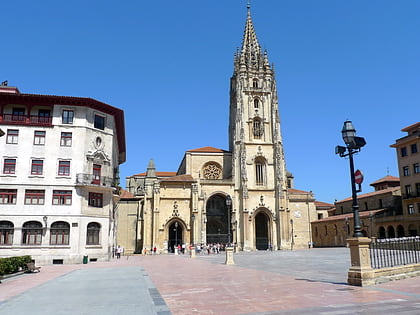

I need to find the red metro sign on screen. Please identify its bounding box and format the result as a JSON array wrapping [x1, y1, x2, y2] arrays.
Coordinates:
[[354, 169, 364, 185]]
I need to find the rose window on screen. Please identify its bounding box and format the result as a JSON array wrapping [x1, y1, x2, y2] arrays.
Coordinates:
[[203, 163, 222, 179]]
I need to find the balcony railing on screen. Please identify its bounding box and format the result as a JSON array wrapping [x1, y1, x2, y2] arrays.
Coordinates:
[[75, 174, 115, 188], [402, 191, 420, 200], [0, 114, 52, 127], [370, 237, 420, 269]]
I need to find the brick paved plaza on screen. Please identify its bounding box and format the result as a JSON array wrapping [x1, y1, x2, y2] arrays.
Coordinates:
[[1, 248, 420, 314]]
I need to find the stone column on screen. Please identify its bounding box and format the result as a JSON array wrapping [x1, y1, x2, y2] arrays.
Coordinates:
[[225, 246, 235, 265], [347, 237, 375, 286]]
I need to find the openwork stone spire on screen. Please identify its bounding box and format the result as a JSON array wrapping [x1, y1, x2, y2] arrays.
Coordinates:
[[236, 5, 266, 70]]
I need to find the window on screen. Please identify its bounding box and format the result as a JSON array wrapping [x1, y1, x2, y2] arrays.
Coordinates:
[[405, 185, 412, 197], [22, 221, 42, 245], [60, 132, 72, 146], [12, 108, 25, 121], [403, 166, 410, 176], [411, 143, 418, 154], [416, 183, 420, 196], [0, 189, 17, 204], [255, 159, 266, 186], [401, 147, 408, 157], [254, 98, 259, 109], [50, 221, 70, 245], [94, 115, 105, 130], [31, 160, 43, 175], [58, 160, 70, 176], [38, 109, 51, 123], [3, 159, 16, 174], [414, 163, 420, 174], [6, 129, 18, 144], [33, 131, 46, 145], [253, 79, 259, 88], [62, 110, 74, 124], [253, 119, 263, 139], [89, 192, 103, 207], [86, 222, 101, 245], [92, 164, 101, 185], [0, 221, 14, 245], [408, 204, 415, 215], [25, 190, 45, 205], [52, 190, 72, 205]]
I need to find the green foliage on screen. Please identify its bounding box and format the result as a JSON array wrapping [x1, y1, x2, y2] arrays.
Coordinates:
[[0, 255, 32, 276]]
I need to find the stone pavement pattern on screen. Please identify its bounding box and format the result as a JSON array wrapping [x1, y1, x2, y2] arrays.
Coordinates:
[[0, 248, 419, 314]]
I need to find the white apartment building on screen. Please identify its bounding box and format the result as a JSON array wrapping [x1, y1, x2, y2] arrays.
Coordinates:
[[0, 84, 125, 264]]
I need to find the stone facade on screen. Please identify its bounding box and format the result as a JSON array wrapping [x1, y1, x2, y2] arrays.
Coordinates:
[[118, 8, 319, 254], [0, 85, 125, 264]]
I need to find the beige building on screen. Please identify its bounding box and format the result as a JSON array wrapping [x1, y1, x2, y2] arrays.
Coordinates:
[[312, 122, 420, 247], [117, 8, 320, 254], [390, 122, 420, 236]]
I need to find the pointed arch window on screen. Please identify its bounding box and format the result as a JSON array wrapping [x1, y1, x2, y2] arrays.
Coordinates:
[[253, 118, 263, 139], [254, 98, 259, 109], [255, 158, 266, 186]]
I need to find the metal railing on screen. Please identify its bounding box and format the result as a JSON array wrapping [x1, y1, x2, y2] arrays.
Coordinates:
[[370, 236, 420, 269], [75, 173, 115, 188], [0, 114, 52, 126]]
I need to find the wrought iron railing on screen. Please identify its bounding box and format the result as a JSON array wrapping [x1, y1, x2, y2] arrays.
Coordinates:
[[370, 236, 420, 269], [75, 173, 115, 188]]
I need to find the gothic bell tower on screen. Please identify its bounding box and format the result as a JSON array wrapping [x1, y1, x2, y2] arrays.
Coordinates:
[[229, 5, 288, 250]]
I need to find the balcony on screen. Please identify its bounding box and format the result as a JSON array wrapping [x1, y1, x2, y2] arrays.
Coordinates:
[[75, 174, 115, 188], [0, 114, 52, 127], [402, 191, 420, 200]]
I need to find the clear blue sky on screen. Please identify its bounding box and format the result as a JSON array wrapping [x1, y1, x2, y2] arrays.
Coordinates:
[[2, 1, 419, 204]]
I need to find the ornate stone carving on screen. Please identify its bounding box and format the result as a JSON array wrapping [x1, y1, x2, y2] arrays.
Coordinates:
[[203, 163, 222, 179]]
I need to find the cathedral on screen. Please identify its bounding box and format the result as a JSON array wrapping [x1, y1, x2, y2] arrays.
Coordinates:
[[118, 6, 318, 253]]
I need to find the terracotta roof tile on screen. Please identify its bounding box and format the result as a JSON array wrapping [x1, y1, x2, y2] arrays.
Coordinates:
[[312, 209, 384, 223], [161, 174, 195, 182], [314, 201, 335, 208], [119, 189, 136, 199], [370, 175, 400, 186], [187, 146, 229, 153], [288, 188, 311, 194], [336, 186, 400, 203]]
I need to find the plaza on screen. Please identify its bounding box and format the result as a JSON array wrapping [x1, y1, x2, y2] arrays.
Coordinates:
[[1, 248, 420, 314]]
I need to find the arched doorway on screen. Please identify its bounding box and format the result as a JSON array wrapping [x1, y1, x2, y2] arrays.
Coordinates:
[[397, 225, 405, 237], [255, 212, 269, 250], [378, 226, 386, 239], [387, 226, 395, 238], [168, 221, 183, 253], [206, 194, 230, 244]]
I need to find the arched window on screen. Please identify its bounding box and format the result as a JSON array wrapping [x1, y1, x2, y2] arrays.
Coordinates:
[[50, 221, 70, 245], [255, 158, 266, 186], [253, 79, 258, 88], [253, 119, 263, 139], [254, 98, 259, 109], [22, 221, 43, 245], [87, 222, 101, 245], [387, 226, 395, 238], [0, 221, 14, 245]]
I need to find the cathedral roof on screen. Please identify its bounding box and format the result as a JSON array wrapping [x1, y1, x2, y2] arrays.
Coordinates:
[[160, 174, 195, 182], [187, 146, 229, 153], [119, 189, 137, 199]]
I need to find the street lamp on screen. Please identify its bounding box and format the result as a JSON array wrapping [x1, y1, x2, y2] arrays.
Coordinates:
[[290, 219, 294, 250], [336, 120, 366, 238], [174, 221, 178, 253], [225, 195, 232, 245]]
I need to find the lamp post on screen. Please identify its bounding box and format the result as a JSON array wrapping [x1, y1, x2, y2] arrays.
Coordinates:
[[174, 221, 178, 254], [225, 195, 232, 245], [336, 120, 366, 238], [224, 195, 235, 265], [290, 219, 294, 251]]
